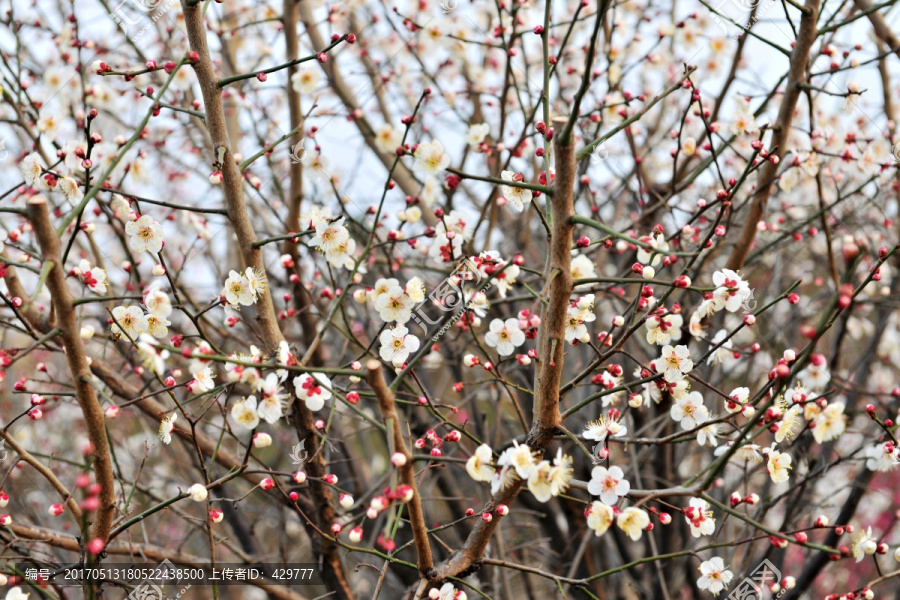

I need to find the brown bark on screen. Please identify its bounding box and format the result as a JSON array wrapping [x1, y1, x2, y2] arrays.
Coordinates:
[[179, 3, 354, 597], [26, 195, 117, 545], [725, 0, 821, 270], [429, 116, 575, 582], [852, 0, 900, 59]]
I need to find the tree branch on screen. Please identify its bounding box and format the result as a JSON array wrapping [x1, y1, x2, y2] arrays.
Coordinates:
[[26, 195, 116, 546], [725, 0, 821, 270]]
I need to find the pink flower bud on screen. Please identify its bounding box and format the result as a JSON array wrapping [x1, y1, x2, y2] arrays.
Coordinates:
[[87, 538, 104, 554]]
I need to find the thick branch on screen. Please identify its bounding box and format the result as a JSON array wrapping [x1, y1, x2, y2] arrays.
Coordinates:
[[179, 4, 353, 597], [725, 0, 820, 270], [851, 0, 900, 58], [429, 116, 575, 582], [26, 195, 116, 545]]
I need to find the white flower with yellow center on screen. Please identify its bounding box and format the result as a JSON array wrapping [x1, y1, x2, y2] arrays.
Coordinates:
[[379, 327, 420, 367], [192, 367, 216, 392], [223, 270, 254, 307], [616, 507, 650, 541], [499, 170, 533, 212], [586, 501, 614, 536], [124, 214, 164, 253], [660, 344, 693, 382], [111, 305, 148, 339], [671, 391, 708, 430], [697, 557, 733, 595], [812, 402, 846, 443], [231, 396, 260, 430], [374, 124, 403, 154], [413, 140, 450, 174], [464, 123, 490, 147], [765, 444, 792, 483], [466, 444, 494, 482], [498, 440, 536, 479], [485, 318, 525, 356], [145, 314, 170, 338], [20, 153, 46, 188], [312, 218, 350, 254], [290, 68, 321, 94], [375, 285, 413, 323]]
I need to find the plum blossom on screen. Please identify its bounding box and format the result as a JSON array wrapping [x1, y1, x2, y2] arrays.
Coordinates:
[[293, 373, 333, 411], [583, 415, 627, 442], [660, 344, 693, 382], [77, 260, 107, 294], [125, 214, 164, 254], [231, 396, 261, 430], [587, 465, 630, 505], [616, 507, 650, 541], [851, 526, 878, 562], [697, 557, 733, 595], [413, 140, 450, 174], [711, 269, 752, 313], [485, 318, 525, 356], [865, 442, 900, 471], [670, 391, 708, 429], [465, 123, 490, 147], [20, 153, 46, 188], [111, 305, 148, 339], [499, 170, 533, 212], [684, 498, 715, 537], [765, 444, 792, 483], [312, 218, 350, 254], [565, 295, 596, 344], [645, 312, 683, 346], [158, 413, 177, 445], [291, 68, 320, 94], [256, 373, 286, 423], [497, 440, 537, 479], [636, 234, 668, 266], [375, 285, 413, 323], [379, 326, 420, 367], [586, 501, 614, 536], [527, 449, 572, 502], [466, 444, 494, 482], [191, 367, 216, 392]]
